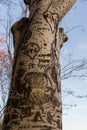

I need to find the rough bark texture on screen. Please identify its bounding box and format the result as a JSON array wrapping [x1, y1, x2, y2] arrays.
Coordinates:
[[2, 0, 76, 130]]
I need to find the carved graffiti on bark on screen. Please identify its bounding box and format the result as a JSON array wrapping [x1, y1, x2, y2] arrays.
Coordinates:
[[43, 11, 58, 33], [22, 42, 41, 59]]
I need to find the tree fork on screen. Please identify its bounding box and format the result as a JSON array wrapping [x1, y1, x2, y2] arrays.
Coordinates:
[[2, 0, 76, 130]]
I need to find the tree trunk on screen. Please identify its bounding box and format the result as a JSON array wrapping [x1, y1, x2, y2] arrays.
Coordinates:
[[2, 0, 76, 130]]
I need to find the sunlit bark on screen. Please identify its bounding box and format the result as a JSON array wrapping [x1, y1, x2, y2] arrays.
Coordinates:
[[2, 0, 76, 130]]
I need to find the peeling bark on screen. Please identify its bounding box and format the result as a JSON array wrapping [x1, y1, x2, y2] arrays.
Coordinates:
[[2, 0, 76, 130]]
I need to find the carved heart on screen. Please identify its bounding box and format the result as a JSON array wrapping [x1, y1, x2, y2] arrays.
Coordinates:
[[23, 42, 40, 59]]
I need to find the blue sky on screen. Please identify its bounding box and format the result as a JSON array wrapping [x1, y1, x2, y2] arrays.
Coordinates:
[[0, 0, 87, 129], [61, 0, 87, 58], [61, 1, 87, 130]]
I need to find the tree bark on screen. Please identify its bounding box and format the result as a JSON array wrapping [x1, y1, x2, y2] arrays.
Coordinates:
[[2, 0, 76, 130]]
